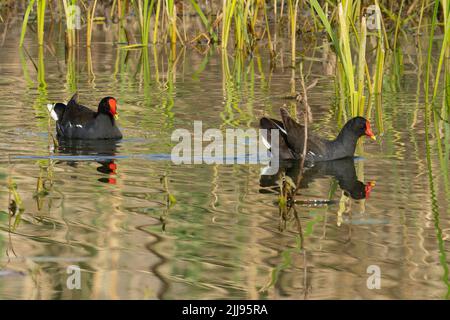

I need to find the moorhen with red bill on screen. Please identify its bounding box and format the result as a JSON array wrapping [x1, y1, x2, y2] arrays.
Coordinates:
[[47, 94, 122, 140], [260, 108, 376, 161]]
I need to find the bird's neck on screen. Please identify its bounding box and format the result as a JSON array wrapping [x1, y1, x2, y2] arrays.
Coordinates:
[[332, 127, 360, 158], [95, 112, 115, 125]]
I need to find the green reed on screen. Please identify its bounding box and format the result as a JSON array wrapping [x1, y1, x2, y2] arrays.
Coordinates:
[[86, 0, 97, 47], [189, 0, 218, 43], [62, 0, 77, 47], [19, 0, 35, 47], [288, 0, 299, 66], [311, 0, 358, 115], [311, 0, 388, 118], [234, 0, 246, 51], [4, 0, 445, 59], [152, 0, 161, 44], [137, 0, 154, 46], [339, 1, 359, 116], [166, 0, 178, 45], [37, 0, 46, 45], [18, 0, 46, 46], [221, 0, 237, 50]]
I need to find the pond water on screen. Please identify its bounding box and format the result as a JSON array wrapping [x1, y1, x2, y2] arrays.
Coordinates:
[[0, 22, 449, 299]]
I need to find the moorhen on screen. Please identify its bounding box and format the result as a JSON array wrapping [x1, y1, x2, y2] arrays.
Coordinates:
[[260, 158, 375, 200], [47, 94, 122, 140], [260, 108, 376, 161]]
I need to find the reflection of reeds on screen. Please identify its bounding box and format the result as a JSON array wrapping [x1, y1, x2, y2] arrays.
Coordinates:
[[424, 107, 450, 299], [66, 46, 78, 92], [424, 0, 448, 194], [19, 48, 34, 87], [7, 172, 24, 232], [36, 45, 49, 130], [86, 47, 95, 82], [422, 0, 450, 298], [161, 174, 176, 207], [159, 174, 176, 231], [37, 45, 46, 89]]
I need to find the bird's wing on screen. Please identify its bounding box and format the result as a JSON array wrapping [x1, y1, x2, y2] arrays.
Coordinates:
[[260, 116, 295, 159], [280, 108, 307, 154], [260, 117, 287, 140], [61, 95, 96, 126], [280, 108, 328, 159]]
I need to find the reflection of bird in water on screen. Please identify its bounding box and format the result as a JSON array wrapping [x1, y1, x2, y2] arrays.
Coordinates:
[[259, 108, 376, 161], [260, 157, 375, 201], [97, 161, 118, 185], [56, 138, 119, 156], [56, 138, 120, 185]]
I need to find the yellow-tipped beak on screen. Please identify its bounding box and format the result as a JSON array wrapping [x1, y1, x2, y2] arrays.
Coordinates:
[[114, 113, 119, 120], [370, 135, 377, 141]]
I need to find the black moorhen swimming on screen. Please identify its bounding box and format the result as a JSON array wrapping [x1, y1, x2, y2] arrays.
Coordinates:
[[260, 108, 376, 161], [47, 94, 122, 140], [260, 158, 375, 200]]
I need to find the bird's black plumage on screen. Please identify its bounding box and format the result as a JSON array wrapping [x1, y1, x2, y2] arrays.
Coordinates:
[[49, 94, 122, 140], [260, 108, 376, 161], [260, 158, 375, 200]]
